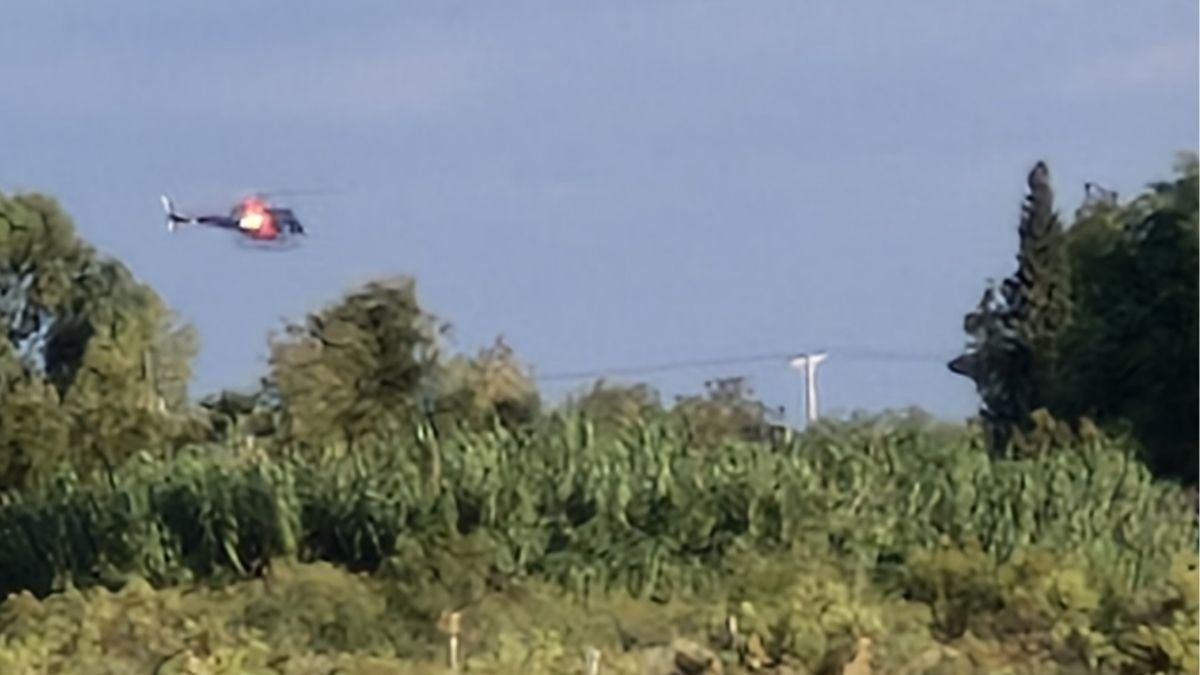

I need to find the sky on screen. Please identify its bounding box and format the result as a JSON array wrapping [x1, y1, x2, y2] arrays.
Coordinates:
[[1, 1, 1197, 425]]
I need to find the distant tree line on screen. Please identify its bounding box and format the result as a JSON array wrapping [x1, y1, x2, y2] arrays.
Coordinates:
[[1, 153, 1196, 491], [0, 193, 781, 490]]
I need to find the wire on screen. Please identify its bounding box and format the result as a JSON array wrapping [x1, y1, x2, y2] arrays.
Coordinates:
[[534, 352, 795, 382], [835, 347, 950, 363], [532, 347, 950, 383]]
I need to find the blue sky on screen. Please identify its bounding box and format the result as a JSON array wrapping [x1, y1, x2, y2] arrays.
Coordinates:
[[2, 1, 1196, 424]]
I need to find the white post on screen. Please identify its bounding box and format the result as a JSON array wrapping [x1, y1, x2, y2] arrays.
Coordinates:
[[438, 610, 462, 671], [584, 646, 602, 675], [789, 352, 828, 427], [805, 352, 827, 424]]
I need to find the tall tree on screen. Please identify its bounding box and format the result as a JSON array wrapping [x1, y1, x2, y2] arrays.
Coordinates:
[[0, 193, 89, 361], [1057, 154, 1198, 482], [52, 266, 201, 470], [1014, 162, 1073, 405], [949, 161, 1073, 455], [0, 191, 199, 485], [266, 275, 448, 448], [0, 341, 70, 490]]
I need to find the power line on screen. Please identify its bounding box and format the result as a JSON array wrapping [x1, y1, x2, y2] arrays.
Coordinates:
[[532, 346, 949, 383], [834, 347, 950, 363], [534, 352, 794, 382]]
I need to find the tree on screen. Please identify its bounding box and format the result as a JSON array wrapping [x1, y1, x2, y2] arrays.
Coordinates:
[[198, 383, 280, 450], [0, 193, 89, 362], [670, 376, 782, 448], [949, 161, 1073, 456], [951, 154, 1198, 481], [564, 379, 666, 431], [435, 336, 541, 431], [0, 343, 70, 490], [1013, 162, 1074, 407], [266, 275, 448, 448], [0, 191, 199, 485], [1057, 153, 1198, 483]]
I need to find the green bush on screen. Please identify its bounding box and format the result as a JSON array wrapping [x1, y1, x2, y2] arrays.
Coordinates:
[[1, 551, 1193, 674]]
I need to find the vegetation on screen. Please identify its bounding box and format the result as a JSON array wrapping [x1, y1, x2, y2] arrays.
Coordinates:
[[950, 161, 1074, 455], [0, 154, 1196, 673], [0, 192, 202, 490], [950, 154, 1198, 482], [1055, 155, 1200, 483], [0, 417, 1196, 673]]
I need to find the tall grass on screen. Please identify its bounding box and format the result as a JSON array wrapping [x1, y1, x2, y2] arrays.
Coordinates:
[[0, 414, 1194, 601]]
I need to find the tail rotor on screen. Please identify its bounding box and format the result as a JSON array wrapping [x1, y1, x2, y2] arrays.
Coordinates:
[[160, 194, 187, 232]]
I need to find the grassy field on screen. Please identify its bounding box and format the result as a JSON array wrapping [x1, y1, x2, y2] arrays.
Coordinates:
[[0, 416, 1196, 673]]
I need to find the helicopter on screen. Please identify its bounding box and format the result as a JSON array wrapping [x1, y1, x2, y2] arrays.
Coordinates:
[[160, 192, 308, 250]]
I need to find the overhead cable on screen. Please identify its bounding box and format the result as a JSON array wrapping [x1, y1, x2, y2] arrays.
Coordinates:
[[533, 346, 949, 382]]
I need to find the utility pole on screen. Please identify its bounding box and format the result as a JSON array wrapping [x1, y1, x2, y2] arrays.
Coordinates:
[[789, 352, 828, 427]]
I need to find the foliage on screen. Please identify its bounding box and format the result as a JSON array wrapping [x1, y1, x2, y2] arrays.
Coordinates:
[[0, 191, 201, 490], [0, 548, 1195, 674], [0, 192, 88, 354], [721, 553, 937, 671], [1, 158, 1197, 672], [882, 544, 1200, 674], [0, 417, 1192, 611], [561, 379, 667, 432], [950, 161, 1073, 455], [951, 155, 1199, 482], [434, 336, 541, 432], [0, 563, 440, 675], [1109, 552, 1200, 674], [1057, 153, 1199, 483], [669, 376, 785, 449], [0, 360, 70, 490], [266, 275, 448, 449], [198, 385, 281, 447], [265, 277, 544, 450]]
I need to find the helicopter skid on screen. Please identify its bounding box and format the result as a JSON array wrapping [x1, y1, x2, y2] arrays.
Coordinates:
[[234, 235, 303, 252]]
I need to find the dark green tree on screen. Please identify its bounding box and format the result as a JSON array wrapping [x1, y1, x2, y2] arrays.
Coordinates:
[[1057, 153, 1198, 483], [949, 161, 1073, 455], [198, 383, 281, 450]]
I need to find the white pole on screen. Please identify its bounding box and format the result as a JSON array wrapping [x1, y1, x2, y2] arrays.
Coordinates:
[[789, 352, 828, 427], [805, 352, 827, 424]]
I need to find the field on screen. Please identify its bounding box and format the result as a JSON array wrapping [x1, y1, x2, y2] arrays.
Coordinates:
[[0, 415, 1196, 674]]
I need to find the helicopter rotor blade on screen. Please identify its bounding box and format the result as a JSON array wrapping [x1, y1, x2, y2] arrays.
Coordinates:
[[252, 186, 347, 199]]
